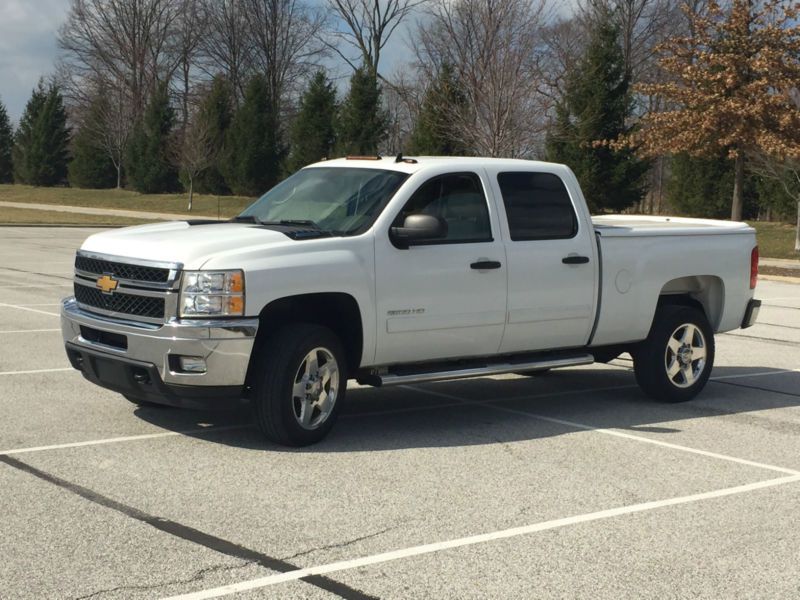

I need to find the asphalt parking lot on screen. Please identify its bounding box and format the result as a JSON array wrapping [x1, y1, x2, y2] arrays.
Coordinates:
[[1, 225, 799, 600]]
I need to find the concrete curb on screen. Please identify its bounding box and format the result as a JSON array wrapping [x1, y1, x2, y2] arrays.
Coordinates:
[[0, 223, 124, 228], [760, 274, 800, 284], [0, 200, 225, 221]]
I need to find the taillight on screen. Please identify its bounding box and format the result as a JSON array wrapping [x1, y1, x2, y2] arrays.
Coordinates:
[[750, 246, 759, 289]]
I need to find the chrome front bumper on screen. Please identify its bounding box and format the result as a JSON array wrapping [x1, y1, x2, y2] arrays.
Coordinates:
[[61, 297, 259, 388]]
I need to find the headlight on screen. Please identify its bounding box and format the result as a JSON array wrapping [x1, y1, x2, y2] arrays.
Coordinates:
[[180, 270, 245, 317]]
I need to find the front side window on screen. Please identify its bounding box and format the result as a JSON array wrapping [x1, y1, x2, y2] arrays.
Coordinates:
[[497, 172, 578, 240], [239, 167, 409, 235], [394, 172, 492, 243]]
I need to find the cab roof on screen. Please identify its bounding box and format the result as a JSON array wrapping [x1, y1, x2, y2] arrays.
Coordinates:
[[304, 155, 568, 175]]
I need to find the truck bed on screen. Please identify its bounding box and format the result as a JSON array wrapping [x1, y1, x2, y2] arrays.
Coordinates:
[[589, 214, 757, 347], [592, 215, 753, 237]]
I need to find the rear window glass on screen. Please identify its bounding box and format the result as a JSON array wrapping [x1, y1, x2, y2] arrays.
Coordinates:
[[497, 172, 578, 240]]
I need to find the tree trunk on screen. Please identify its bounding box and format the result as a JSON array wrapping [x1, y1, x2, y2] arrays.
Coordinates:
[[116, 164, 122, 189], [188, 178, 193, 212], [731, 152, 744, 221], [795, 199, 800, 253]]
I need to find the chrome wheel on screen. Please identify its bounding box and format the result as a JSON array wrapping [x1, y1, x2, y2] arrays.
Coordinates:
[[291, 347, 339, 430], [664, 323, 707, 388]]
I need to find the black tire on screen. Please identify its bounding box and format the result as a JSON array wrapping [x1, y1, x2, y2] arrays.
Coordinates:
[[633, 304, 715, 403], [252, 323, 347, 446]]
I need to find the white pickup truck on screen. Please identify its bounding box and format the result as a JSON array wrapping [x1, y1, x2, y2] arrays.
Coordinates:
[[61, 157, 761, 445]]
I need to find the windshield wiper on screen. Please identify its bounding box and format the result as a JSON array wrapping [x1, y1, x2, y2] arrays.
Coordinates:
[[259, 219, 322, 228], [259, 219, 340, 234], [234, 217, 342, 237]]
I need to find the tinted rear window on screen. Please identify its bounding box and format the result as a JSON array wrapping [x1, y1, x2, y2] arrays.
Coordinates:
[[497, 172, 578, 240]]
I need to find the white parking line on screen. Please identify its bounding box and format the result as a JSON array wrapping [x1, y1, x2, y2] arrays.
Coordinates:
[[0, 303, 60, 316], [0, 368, 74, 377], [0, 329, 61, 334], [0, 425, 249, 456], [408, 386, 800, 476], [0, 284, 72, 288], [713, 369, 800, 380], [606, 361, 800, 382], [11, 303, 61, 307], [161, 474, 800, 600]]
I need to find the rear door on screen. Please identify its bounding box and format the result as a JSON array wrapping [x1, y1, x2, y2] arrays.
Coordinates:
[[489, 168, 598, 353], [373, 170, 508, 365]]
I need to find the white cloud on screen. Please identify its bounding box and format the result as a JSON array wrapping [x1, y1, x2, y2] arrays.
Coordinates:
[[0, 0, 70, 124]]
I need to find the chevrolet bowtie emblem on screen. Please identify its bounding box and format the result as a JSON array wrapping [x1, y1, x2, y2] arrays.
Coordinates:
[[96, 274, 119, 294]]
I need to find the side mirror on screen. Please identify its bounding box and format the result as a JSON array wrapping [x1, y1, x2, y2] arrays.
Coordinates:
[[390, 214, 447, 248]]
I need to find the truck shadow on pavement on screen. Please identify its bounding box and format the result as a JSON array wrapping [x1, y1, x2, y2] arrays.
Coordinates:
[[131, 365, 800, 453]]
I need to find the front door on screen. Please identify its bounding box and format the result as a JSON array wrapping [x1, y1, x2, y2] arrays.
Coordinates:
[[374, 171, 508, 365]]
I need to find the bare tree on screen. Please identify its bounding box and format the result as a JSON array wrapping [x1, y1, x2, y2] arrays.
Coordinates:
[[198, 0, 254, 105], [59, 0, 181, 118], [413, 0, 550, 157], [749, 151, 800, 253], [326, 0, 424, 77], [381, 72, 417, 153], [539, 16, 586, 103], [70, 77, 135, 189], [172, 0, 207, 130], [578, 1, 684, 85], [245, 0, 327, 114], [171, 110, 217, 210]]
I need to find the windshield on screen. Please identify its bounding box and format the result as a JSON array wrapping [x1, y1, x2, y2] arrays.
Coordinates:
[[238, 167, 409, 235]]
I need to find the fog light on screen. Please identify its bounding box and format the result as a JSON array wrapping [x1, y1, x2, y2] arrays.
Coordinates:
[[179, 356, 207, 373]]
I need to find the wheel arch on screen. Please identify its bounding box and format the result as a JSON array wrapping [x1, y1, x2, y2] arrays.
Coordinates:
[[658, 275, 724, 330], [245, 292, 364, 389]]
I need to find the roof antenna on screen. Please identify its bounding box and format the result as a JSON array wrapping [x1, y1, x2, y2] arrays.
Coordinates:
[[395, 153, 403, 163]]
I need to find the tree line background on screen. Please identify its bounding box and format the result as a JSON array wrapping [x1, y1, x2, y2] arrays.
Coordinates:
[[0, 0, 799, 243]]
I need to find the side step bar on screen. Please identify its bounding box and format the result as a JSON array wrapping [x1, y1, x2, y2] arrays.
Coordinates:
[[364, 353, 595, 387]]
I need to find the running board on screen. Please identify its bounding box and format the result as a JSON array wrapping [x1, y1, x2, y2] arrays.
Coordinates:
[[362, 353, 595, 387]]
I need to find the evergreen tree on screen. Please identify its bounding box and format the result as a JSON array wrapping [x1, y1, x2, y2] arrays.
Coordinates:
[[13, 84, 47, 183], [222, 75, 284, 196], [0, 99, 13, 183], [13, 82, 70, 186], [337, 68, 387, 156], [126, 83, 179, 193], [407, 64, 468, 156], [667, 152, 757, 219], [545, 15, 648, 213], [288, 72, 337, 172], [195, 76, 233, 195], [68, 95, 117, 188]]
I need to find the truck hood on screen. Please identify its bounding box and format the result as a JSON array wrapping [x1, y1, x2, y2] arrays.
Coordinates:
[[81, 221, 294, 269]]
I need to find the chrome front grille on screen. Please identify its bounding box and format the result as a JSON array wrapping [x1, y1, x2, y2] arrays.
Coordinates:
[[73, 251, 182, 324], [74, 284, 166, 319], [75, 255, 170, 283]]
